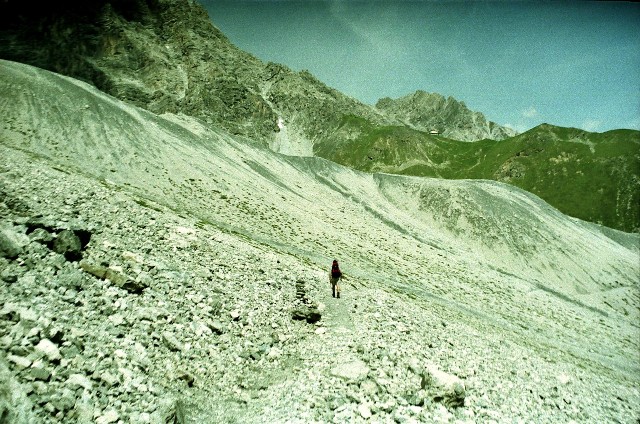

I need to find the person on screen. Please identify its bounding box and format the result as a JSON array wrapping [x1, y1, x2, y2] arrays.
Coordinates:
[[329, 259, 342, 298]]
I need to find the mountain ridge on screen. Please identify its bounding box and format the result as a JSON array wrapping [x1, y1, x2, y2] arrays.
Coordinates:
[[1, 0, 637, 232], [315, 118, 640, 232], [0, 0, 517, 148], [375, 90, 517, 141]]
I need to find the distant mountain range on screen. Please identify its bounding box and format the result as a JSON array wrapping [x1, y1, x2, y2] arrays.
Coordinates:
[[0, 0, 638, 232]]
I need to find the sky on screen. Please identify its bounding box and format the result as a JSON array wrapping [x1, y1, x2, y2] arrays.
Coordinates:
[[199, 1, 640, 133]]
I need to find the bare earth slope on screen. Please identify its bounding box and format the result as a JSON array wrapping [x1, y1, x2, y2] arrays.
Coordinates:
[[1, 60, 639, 422]]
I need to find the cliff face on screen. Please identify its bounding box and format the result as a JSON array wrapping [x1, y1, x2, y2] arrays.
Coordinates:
[[0, 0, 510, 152], [0, 0, 276, 141], [0, 0, 390, 153], [376, 90, 517, 141]]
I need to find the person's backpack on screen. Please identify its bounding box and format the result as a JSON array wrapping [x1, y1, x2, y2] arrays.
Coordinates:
[[331, 263, 342, 278]]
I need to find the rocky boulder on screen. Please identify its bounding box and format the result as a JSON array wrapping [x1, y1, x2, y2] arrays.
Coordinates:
[[0, 227, 25, 259], [291, 306, 322, 324], [52, 229, 83, 261], [79, 260, 149, 294], [420, 363, 466, 408]]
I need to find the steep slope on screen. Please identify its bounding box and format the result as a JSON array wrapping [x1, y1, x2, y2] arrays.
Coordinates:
[[0, 0, 392, 154], [469, 124, 640, 232], [376, 90, 516, 141], [1, 60, 639, 423], [1, 0, 636, 233], [315, 117, 640, 232]]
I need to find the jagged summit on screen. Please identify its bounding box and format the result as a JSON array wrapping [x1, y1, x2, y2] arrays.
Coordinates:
[[0, 0, 392, 155], [376, 90, 517, 142]]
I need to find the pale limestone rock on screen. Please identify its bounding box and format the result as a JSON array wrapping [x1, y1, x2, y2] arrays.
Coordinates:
[[96, 409, 119, 424], [421, 363, 465, 408], [358, 403, 372, 419], [331, 360, 370, 382], [6, 355, 31, 370], [66, 373, 93, 390], [34, 339, 61, 362]]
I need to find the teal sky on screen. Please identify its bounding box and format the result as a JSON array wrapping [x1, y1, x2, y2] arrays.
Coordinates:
[[200, 1, 640, 133]]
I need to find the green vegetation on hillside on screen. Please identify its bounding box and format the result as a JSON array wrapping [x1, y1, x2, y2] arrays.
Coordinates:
[[315, 120, 640, 233]]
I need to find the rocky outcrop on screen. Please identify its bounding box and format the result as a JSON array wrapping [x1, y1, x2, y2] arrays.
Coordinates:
[[0, 227, 24, 259], [376, 90, 517, 141], [0, 0, 390, 153]]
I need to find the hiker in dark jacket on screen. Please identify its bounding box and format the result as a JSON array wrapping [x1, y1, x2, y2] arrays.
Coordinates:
[[329, 259, 342, 298]]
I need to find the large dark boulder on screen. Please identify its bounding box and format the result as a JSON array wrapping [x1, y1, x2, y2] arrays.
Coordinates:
[[52, 230, 83, 261], [291, 307, 321, 324]]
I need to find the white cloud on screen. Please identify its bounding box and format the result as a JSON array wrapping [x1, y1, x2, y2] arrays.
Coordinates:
[[582, 119, 602, 132], [522, 106, 539, 119], [505, 122, 533, 133]]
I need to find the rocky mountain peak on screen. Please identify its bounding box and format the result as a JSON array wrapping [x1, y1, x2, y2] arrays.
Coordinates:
[[0, 0, 516, 153], [375, 90, 517, 141], [0, 0, 397, 155]]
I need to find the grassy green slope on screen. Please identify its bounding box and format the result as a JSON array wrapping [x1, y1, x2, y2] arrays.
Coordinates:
[[315, 118, 640, 232]]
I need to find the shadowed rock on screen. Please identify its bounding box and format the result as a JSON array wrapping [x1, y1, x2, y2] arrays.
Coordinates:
[[52, 229, 83, 261], [291, 306, 321, 324]]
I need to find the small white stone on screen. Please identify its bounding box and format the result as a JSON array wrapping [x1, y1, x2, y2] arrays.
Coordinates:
[[102, 240, 116, 248], [26, 327, 40, 338], [34, 338, 61, 362], [315, 327, 327, 334], [7, 354, 32, 369], [192, 320, 211, 337], [267, 347, 282, 358], [109, 314, 125, 326], [96, 409, 119, 424], [19, 308, 38, 323], [122, 250, 143, 263], [66, 373, 93, 390], [108, 264, 123, 273], [331, 360, 370, 382], [358, 403, 372, 419]]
